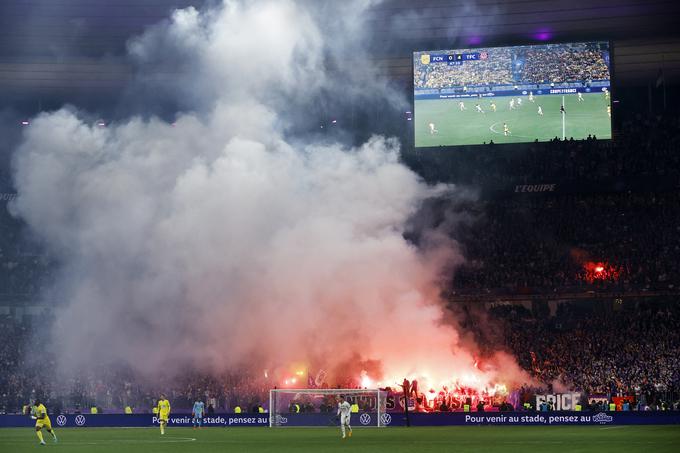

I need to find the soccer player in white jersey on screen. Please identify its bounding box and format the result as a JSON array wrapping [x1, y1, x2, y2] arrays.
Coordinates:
[[509, 98, 515, 110], [503, 123, 511, 136], [428, 122, 438, 134], [529, 91, 535, 102], [537, 105, 543, 116], [475, 103, 485, 114], [577, 92, 584, 102], [516, 97, 522, 106], [337, 396, 353, 439], [459, 101, 466, 111]]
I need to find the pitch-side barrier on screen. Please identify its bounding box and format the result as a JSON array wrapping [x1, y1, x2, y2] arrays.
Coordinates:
[[2, 411, 680, 428]]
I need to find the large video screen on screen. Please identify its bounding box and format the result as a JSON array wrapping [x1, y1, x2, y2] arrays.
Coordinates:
[[413, 41, 611, 147]]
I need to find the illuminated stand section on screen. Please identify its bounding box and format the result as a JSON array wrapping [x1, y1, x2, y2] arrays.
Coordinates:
[[269, 389, 388, 428]]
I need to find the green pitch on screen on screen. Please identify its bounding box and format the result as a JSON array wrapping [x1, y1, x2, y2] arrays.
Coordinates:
[[415, 93, 611, 147], [1, 425, 679, 453]]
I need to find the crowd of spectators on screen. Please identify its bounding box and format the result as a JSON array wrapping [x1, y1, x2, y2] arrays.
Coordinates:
[[0, 316, 56, 415], [403, 113, 680, 295], [1, 101, 679, 415], [519, 45, 609, 83], [0, 321, 273, 415], [451, 190, 680, 294], [487, 299, 680, 409], [3, 297, 678, 414]]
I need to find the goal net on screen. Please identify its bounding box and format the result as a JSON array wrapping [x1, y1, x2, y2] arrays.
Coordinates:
[[269, 388, 388, 427]]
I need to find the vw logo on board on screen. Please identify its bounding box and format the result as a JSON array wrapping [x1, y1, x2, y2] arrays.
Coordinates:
[[359, 413, 371, 425]]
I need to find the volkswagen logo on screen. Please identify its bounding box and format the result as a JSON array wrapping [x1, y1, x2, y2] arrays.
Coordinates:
[[56, 415, 67, 426], [359, 413, 371, 425], [380, 413, 392, 426], [75, 415, 86, 426]]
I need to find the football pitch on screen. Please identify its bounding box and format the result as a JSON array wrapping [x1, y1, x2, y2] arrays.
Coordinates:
[[415, 93, 611, 147], [2, 426, 679, 452]]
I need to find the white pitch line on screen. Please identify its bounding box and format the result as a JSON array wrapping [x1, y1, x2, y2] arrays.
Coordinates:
[[0, 437, 198, 445]]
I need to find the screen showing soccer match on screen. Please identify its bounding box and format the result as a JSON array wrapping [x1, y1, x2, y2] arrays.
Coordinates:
[[413, 41, 611, 147]]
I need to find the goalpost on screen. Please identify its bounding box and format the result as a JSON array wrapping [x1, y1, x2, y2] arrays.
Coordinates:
[[269, 388, 388, 428]]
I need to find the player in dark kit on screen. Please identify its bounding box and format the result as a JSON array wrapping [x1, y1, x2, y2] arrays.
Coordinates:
[[560, 104, 566, 115]]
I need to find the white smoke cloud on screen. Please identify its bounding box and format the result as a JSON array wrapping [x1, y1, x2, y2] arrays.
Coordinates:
[[11, 0, 530, 389], [127, 1, 324, 109]]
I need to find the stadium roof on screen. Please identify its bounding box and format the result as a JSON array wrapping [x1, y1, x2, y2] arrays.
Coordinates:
[[0, 0, 678, 104]]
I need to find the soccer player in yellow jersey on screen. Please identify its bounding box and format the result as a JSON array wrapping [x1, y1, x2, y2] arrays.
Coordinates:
[[157, 394, 171, 435], [29, 399, 57, 445]]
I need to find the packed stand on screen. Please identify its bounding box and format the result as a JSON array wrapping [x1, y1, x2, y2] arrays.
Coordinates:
[[2, 298, 679, 414], [519, 45, 609, 83], [451, 191, 680, 294], [488, 299, 680, 409]]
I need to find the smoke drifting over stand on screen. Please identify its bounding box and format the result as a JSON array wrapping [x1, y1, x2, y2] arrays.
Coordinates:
[[11, 0, 530, 389]]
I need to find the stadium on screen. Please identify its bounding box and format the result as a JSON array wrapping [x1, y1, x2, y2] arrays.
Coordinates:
[[1, 1, 680, 452]]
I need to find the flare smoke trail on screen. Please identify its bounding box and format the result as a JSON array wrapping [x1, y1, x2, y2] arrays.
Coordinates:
[[11, 0, 530, 389]]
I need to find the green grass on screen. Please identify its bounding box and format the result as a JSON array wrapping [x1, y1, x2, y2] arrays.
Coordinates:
[[2, 426, 679, 453], [414, 92, 611, 147]]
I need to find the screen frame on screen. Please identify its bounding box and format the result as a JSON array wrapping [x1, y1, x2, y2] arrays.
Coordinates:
[[411, 40, 614, 149]]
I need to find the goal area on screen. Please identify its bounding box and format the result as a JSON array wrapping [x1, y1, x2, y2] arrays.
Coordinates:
[[269, 388, 388, 427]]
